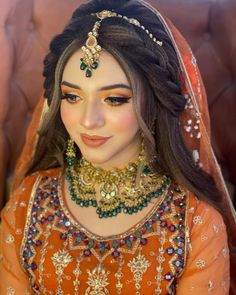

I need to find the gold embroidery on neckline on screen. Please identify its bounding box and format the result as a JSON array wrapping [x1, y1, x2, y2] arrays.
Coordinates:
[[58, 174, 170, 241]]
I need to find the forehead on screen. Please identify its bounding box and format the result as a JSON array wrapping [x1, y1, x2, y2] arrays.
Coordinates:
[[62, 49, 130, 90]]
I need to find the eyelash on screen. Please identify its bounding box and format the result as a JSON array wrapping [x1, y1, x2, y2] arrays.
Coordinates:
[[104, 96, 131, 106], [62, 93, 80, 103], [62, 93, 131, 106]]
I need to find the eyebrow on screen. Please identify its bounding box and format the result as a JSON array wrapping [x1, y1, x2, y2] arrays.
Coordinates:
[[61, 81, 131, 91]]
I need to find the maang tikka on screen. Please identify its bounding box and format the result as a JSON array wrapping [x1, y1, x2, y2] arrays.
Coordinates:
[[80, 10, 163, 77]]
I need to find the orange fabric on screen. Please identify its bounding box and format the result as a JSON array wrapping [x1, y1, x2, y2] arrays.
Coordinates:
[[0, 169, 229, 294]]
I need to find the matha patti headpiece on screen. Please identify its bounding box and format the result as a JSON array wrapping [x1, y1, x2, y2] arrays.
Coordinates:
[[80, 10, 163, 77]]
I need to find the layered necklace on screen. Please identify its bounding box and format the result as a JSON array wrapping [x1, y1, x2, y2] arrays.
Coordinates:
[[66, 151, 171, 219]]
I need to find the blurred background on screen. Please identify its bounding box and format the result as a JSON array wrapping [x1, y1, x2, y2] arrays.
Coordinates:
[[0, 0, 235, 210]]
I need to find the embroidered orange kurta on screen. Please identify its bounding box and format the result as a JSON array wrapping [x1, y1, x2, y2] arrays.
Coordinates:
[[0, 168, 229, 294]]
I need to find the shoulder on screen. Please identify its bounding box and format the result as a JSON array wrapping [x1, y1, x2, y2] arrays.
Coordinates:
[[12, 167, 62, 199], [1, 167, 63, 226], [176, 193, 230, 293], [187, 193, 226, 234], [28, 166, 63, 180], [15, 167, 62, 192], [186, 193, 228, 256]]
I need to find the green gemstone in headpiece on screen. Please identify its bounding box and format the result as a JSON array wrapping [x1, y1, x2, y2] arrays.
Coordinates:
[[92, 61, 98, 69], [86, 68, 92, 78], [80, 62, 87, 70]]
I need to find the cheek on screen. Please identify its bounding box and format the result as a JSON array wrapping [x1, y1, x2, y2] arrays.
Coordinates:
[[108, 107, 139, 132], [60, 102, 78, 129]]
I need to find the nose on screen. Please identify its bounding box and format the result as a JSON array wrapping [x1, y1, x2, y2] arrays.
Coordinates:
[[80, 100, 105, 130]]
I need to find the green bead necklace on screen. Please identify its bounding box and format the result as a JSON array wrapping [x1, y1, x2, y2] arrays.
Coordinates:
[[66, 148, 171, 219]]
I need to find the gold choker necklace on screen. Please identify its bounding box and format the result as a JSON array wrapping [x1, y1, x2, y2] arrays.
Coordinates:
[[66, 155, 171, 219]]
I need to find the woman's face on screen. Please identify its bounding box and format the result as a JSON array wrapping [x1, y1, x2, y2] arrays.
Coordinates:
[[60, 49, 141, 170]]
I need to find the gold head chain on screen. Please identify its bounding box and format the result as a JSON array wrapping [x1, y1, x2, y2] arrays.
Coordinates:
[[80, 10, 163, 77]]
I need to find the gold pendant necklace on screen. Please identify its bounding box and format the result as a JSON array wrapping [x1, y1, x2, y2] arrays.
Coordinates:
[[66, 156, 171, 218]]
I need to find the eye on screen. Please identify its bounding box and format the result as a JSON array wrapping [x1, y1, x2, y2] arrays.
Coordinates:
[[104, 96, 131, 106], [62, 93, 81, 103]]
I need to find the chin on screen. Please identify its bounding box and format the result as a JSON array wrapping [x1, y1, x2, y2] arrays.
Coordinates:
[[79, 150, 111, 165]]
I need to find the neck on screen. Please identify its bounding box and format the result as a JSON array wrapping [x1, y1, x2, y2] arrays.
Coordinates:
[[89, 138, 142, 171]]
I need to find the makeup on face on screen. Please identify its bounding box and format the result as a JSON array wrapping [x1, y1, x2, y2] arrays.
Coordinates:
[[80, 133, 111, 147], [61, 82, 132, 107], [60, 50, 141, 169]]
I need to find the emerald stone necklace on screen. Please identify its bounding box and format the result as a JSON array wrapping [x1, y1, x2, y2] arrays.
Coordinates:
[[66, 157, 171, 219]]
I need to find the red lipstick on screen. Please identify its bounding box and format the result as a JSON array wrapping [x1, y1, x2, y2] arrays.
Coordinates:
[[80, 134, 111, 147]]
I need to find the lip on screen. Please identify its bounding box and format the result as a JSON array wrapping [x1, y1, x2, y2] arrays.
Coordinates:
[[80, 133, 111, 147]]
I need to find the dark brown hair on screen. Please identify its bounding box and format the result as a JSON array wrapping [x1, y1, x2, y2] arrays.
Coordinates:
[[28, 0, 223, 213]]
